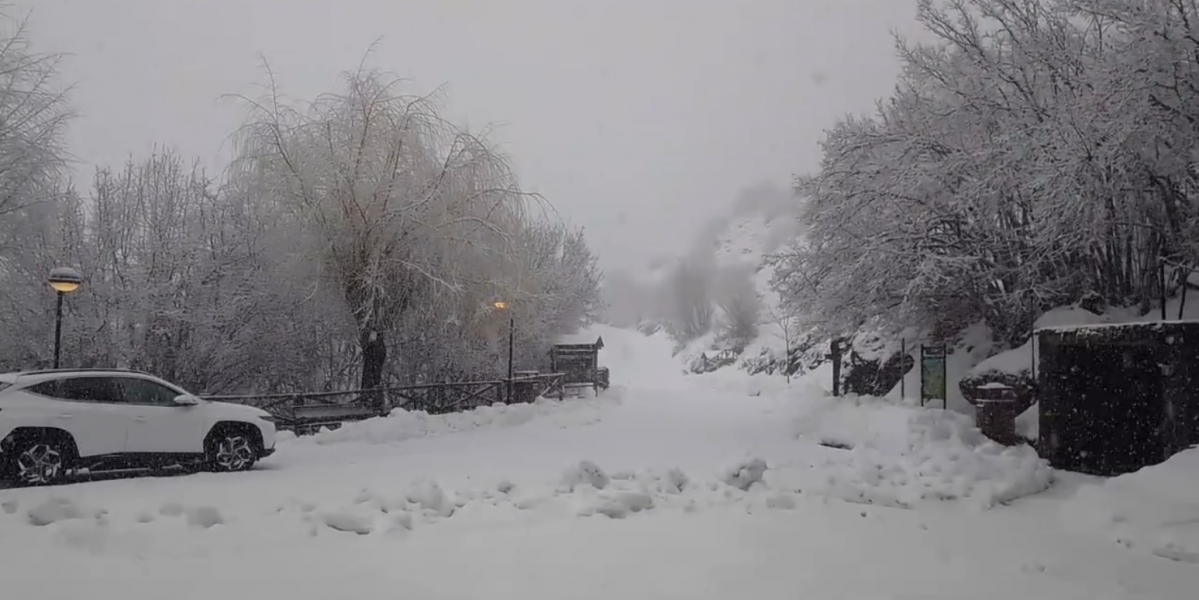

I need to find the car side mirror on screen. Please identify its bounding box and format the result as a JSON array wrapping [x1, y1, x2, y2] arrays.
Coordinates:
[[173, 394, 200, 406]]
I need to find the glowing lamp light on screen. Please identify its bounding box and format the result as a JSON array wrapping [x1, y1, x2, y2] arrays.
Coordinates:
[[493, 301, 508, 310], [48, 267, 83, 294]]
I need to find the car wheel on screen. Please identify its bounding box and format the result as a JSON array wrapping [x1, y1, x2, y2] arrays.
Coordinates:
[[206, 432, 256, 472], [9, 438, 72, 486]]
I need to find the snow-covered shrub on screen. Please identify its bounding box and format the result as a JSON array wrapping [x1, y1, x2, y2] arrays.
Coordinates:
[[713, 266, 761, 351], [562, 460, 610, 491], [721, 458, 768, 491]]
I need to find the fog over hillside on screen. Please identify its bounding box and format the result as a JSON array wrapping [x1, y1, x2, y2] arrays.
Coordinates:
[[600, 181, 800, 350]]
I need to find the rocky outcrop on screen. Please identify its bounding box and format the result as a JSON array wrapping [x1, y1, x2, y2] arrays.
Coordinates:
[[843, 350, 915, 397]]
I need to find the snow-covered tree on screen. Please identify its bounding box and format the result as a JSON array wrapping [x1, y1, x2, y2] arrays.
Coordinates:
[[0, 36, 604, 396], [774, 0, 1199, 346], [0, 11, 71, 251], [0, 10, 74, 371], [230, 66, 535, 390]]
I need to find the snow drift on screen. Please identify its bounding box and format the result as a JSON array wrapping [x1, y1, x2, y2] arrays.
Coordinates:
[[1061, 447, 1199, 564], [789, 394, 1053, 508], [293, 395, 615, 446]]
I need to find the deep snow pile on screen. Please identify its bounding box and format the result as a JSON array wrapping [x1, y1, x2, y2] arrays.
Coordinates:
[[1060, 448, 1199, 564], [0, 458, 800, 544], [788, 394, 1053, 508], [291, 394, 618, 446]]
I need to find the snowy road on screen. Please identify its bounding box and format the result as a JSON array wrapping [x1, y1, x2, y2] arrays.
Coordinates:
[[0, 328, 1194, 599]]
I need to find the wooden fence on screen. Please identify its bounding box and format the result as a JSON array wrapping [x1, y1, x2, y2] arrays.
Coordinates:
[[204, 372, 567, 435]]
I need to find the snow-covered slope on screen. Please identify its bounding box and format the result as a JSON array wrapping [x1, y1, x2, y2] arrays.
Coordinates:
[[560, 323, 689, 387], [675, 190, 1017, 422], [711, 206, 800, 313], [603, 183, 1030, 414], [670, 183, 803, 366]]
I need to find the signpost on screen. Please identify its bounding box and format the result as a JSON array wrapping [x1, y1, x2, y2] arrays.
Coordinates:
[[920, 344, 948, 409], [829, 339, 842, 396]]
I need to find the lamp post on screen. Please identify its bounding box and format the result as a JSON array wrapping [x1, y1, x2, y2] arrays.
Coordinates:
[[493, 300, 514, 401], [48, 267, 83, 369]]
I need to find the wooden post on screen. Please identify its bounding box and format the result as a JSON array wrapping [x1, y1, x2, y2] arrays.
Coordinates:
[[1179, 273, 1188, 320], [784, 337, 792, 384], [290, 396, 300, 434], [919, 345, 925, 407], [591, 346, 598, 394], [1161, 259, 1167, 321], [830, 339, 841, 397], [1031, 327, 1037, 383]]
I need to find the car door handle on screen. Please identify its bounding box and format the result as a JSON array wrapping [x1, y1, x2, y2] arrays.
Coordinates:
[[56, 413, 73, 419], [134, 416, 148, 422]]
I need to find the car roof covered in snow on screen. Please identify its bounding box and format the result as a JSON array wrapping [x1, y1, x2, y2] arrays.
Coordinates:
[[0, 368, 157, 386]]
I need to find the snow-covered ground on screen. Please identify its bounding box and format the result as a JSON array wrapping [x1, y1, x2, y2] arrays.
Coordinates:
[[0, 325, 1194, 599], [1061, 447, 1199, 566]]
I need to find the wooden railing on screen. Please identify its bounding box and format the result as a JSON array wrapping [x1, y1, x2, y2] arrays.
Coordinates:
[[204, 372, 572, 435]]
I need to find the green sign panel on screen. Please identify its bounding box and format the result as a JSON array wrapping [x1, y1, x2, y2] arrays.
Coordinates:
[[920, 344, 947, 409]]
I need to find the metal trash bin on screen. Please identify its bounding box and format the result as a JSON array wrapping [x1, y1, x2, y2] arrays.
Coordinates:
[[975, 384, 1019, 445]]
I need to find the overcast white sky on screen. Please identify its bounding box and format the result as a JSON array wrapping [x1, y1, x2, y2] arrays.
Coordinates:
[[16, 0, 920, 272]]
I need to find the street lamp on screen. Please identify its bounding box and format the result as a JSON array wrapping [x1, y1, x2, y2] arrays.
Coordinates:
[[48, 267, 83, 369], [493, 300, 514, 400]]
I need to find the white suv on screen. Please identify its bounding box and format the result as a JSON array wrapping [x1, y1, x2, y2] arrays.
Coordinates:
[[0, 369, 277, 486]]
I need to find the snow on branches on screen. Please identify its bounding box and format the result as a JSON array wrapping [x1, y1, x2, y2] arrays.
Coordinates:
[[0, 28, 602, 392], [772, 0, 1199, 346]]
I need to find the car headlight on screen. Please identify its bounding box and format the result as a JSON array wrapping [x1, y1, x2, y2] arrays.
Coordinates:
[[259, 414, 276, 423]]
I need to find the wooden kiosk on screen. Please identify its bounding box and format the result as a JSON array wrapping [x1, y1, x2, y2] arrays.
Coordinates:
[[550, 336, 610, 395]]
